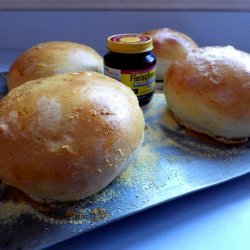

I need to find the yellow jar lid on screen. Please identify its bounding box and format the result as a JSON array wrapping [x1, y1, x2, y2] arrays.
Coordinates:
[[107, 34, 153, 54]]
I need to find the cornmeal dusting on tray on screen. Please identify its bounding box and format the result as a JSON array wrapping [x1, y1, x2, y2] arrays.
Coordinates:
[[0, 201, 37, 225], [90, 208, 107, 222], [85, 187, 120, 205], [116, 95, 186, 194], [118, 142, 159, 187], [0, 182, 114, 225]]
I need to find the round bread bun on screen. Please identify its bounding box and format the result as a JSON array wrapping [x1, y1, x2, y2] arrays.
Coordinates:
[[7, 41, 104, 90], [143, 28, 198, 81], [0, 71, 144, 203], [164, 46, 250, 144]]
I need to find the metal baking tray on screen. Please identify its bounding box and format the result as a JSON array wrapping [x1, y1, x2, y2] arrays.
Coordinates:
[[0, 73, 250, 250]]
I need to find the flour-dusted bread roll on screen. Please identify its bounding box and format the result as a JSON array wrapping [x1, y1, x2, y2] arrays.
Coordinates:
[[0, 71, 144, 203], [164, 46, 250, 144], [7, 41, 103, 90], [144, 28, 198, 81]]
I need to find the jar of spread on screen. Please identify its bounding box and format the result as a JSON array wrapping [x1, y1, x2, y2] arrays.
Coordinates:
[[104, 34, 157, 106]]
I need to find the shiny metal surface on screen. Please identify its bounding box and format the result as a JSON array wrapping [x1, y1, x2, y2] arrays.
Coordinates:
[[0, 75, 249, 250]]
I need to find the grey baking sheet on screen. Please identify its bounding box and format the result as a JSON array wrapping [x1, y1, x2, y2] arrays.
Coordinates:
[[0, 73, 250, 250]]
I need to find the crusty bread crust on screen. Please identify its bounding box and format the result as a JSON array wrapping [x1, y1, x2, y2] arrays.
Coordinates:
[[170, 111, 247, 145], [0, 71, 144, 202], [164, 46, 250, 144], [7, 41, 103, 90], [144, 28, 198, 80]]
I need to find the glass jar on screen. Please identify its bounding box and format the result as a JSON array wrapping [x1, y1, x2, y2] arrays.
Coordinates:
[[104, 34, 157, 106]]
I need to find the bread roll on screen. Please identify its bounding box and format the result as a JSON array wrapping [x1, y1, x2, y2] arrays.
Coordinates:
[[7, 41, 103, 90], [164, 46, 250, 144], [144, 28, 198, 81], [0, 71, 144, 203]]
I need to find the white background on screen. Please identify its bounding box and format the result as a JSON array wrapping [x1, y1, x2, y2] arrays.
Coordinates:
[[0, 11, 249, 55]]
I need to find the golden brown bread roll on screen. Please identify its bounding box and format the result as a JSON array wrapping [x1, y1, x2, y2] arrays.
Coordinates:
[[164, 46, 250, 144], [0, 71, 144, 203], [7, 41, 103, 90], [144, 28, 198, 81]]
